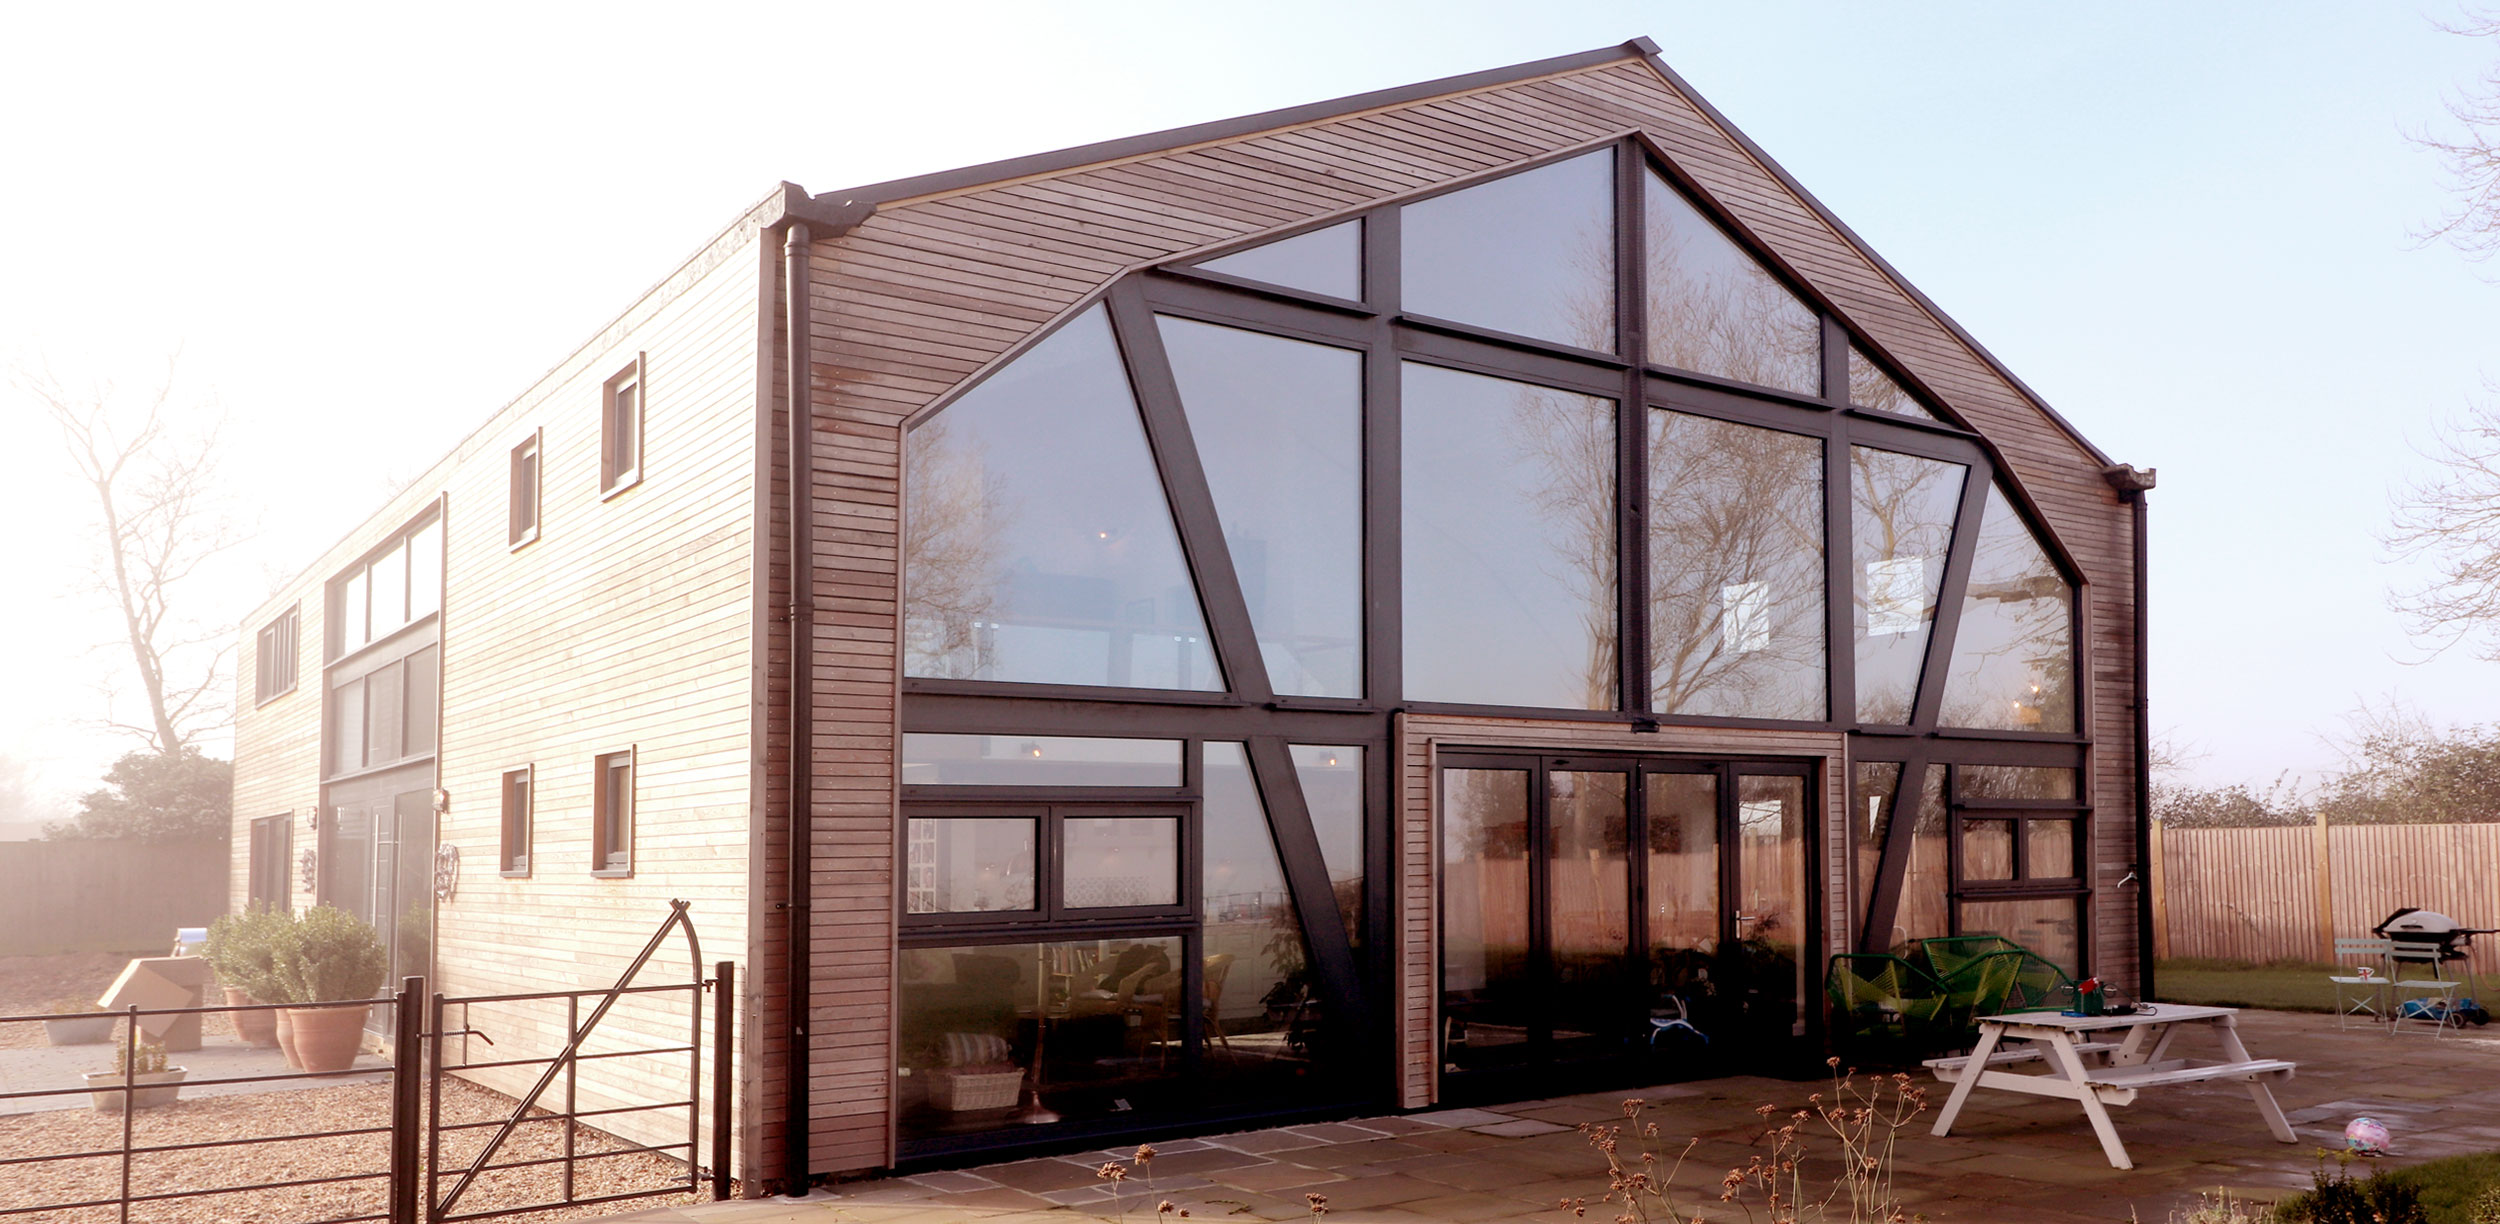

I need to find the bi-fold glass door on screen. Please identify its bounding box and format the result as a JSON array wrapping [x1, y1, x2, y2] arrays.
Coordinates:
[[1438, 753, 1814, 1086]]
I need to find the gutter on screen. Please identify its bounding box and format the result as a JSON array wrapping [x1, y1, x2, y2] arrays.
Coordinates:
[[2104, 464, 2157, 1001], [781, 219, 815, 1196]]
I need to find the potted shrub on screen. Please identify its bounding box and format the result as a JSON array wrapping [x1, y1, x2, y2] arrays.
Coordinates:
[[84, 1034, 185, 1112], [273, 904, 386, 1073], [202, 908, 287, 1049], [41, 997, 115, 1046]]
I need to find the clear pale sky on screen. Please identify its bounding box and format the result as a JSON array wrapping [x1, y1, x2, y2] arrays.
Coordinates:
[[3, 1, 2494, 807]]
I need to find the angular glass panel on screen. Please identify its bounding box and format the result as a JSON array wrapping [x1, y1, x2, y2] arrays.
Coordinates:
[[1962, 819, 2015, 881], [1851, 761, 1903, 919], [2027, 819, 2077, 879], [1645, 166, 1819, 394], [1204, 743, 1337, 1082], [1402, 151, 1615, 351], [1648, 411, 1825, 719], [1157, 317, 1363, 698], [1196, 219, 1362, 301], [1063, 816, 1179, 908], [1959, 765, 2079, 802], [902, 306, 1221, 690], [1941, 486, 2077, 733], [1291, 744, 1365, 948], [1883, 764, 1947, 951], [1851, 447, 1967, 724], [1646, 772, 1719, 1030], [1959, 897, 2081, 979], [1441, 768, 1531, 1072], [900, 734, 1183, 787], [1402, 363, 1617, 709], [1847, 347, 1940, 422], [895, 935, 1185, 1141], [407, 518, 442, 619], [904, 818, 1037, 914]]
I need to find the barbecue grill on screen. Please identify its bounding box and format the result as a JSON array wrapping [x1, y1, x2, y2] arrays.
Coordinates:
[[2372, 908, 2498, 965]]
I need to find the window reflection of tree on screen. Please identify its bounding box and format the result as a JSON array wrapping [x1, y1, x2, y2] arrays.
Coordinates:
[[901, 415, 1009, 679], [1645, 169, 1821, 396], [1504, 382, 1620, 711], [1850, 448, 1962, 724], [1649, 414, 1824, 719], [1940, 490, 2075, 733]]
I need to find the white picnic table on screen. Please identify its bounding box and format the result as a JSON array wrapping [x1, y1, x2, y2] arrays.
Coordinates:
[[1924, 1004, 2297, 1170]]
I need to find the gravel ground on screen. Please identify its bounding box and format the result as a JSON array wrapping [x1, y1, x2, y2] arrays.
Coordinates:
[[0, 1068, 699, 1222]]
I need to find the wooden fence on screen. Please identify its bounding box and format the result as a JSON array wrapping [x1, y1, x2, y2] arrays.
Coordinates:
[[0, 838, 229, 956], [2155, 820, 2500, 976]]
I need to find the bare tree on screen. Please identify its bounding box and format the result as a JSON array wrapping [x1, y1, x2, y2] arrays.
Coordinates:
[[2414, 9, 2500, 260], [22, 363, 238, 754], [2385, 386, 2500, 659]]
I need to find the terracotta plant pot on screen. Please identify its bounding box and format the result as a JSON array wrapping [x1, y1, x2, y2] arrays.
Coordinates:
[[42, 1016, 116, 1046], [273, 1007, 302, 1069], [284, 1003, 371, 1072], [84, 1068, 186, 1112], [224, 987, 279, 1048]]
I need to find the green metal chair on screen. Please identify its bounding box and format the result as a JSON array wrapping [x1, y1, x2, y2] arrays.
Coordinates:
[[1999, 950, 2081, 1013], [1933, 948, 2026, 1044], [1917, 935, 2024, 983], [1825, 953, 1952, 1060]]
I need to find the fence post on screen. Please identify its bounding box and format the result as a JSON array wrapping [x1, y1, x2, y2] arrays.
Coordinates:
[[713, 960, 735, 1200], [2316, 811, 2335, 964], [389, 976, 425, 1224], [2149, 820, 2170, 961]]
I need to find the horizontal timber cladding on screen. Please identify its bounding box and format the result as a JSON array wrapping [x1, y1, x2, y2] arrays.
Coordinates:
[[794, 49, 2138, 1175], [1394, 715, 1848, 1109]]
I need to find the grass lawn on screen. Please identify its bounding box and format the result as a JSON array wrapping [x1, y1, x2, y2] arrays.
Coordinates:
[[2156, 958, 2340, 1013]]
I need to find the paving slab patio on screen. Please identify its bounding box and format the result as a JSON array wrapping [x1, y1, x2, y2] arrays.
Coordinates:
[[0, 1030, 388, 1114], [600, 1009, 2500, 1223]]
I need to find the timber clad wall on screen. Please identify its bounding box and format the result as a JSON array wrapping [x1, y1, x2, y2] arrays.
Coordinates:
[[231, 223, 770, 1179]]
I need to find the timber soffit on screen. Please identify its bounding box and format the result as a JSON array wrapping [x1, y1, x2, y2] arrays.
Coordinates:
[[789, 36, 2119, 474]]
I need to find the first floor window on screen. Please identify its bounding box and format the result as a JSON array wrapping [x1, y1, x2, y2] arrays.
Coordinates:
[[510, 431, 541, 546], [500, 767, 532, 875], [255, 608, 299, 704], [248, 814, 292, 909], [593, 750, 633, 875]]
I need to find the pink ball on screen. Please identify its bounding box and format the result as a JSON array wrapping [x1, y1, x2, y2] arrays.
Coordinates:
[[2345, 1117, 2392, 1155]]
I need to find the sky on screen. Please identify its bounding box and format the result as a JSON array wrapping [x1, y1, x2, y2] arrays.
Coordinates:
[[3, 0, 2496, 808]]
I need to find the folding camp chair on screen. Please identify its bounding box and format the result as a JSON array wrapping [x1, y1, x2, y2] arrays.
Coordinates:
[[2328, 937, 2392, 1030], [2390, 939, 2459, 1038]]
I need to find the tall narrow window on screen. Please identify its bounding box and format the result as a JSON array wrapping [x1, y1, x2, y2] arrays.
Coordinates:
[[602, 355, 644, 495], [500, 768, 532, 876], [1648, 411, 1825, 719], [593, 750, 634, 876], [255, 608, 299, 705], [248, 814, 292, 909], [1850, 447, 1967, 724], [510, 431, 541, 546]]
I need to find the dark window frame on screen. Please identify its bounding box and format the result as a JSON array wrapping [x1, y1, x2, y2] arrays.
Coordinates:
[[325, 506, 444, 665], [601, 355, 644, 497], [500, 766, 533, 877], [593, 749, 634, 877], [254, 607, 300, 706], [900, 800, 1195, 931], [509, 429, 542, 548]]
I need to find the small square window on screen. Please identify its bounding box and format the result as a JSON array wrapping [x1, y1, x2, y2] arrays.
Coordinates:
[[601, 355, 644, 496], [254, 607, 299, 705], [500, 767, 532, 876], [510, 431, 541, 547], [593, 750, 634, 876]]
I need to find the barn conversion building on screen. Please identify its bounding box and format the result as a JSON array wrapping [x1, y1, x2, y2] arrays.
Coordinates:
[[230, 38, 2151, 1189]]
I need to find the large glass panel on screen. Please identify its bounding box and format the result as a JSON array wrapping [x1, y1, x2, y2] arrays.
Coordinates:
[[364, 660, 404, 766], [1648, 411, 1826, 719], [340, 569, 370, 653], [904, 818, 1037, 914], [1157, 317, 1363, 698], [1941, 486, 2077, 733], [1548, 770, 1629, 1060], [2027, 819, 2077, 879], [1847, 347, 1940, 423], [1644, 772, 1718, 1033], [1290, 745, 1365, 948], [1734, 774, 1810, 1038], [1959, 765, 2079, 802], [1646, 166, 1818, 394], [330, 677, 365, 775], [1851, 762, 1903, 921], [1962, 820, 2015, 881], [1402, 363, 1617, 709], [407, 518, 442, 619], [369, 543, 407, 638], [1063, 816, 1179, 908], [902, 306, 1221, 690], [1885, 765, 1948, 950], [896, 936, 1186, 1141], [1851, 447, 1966, 724], [1441, 769, 1531, 1072], [900, 734, 1183, 787], [403, 647, 439, 756], [1204, 743, 1335, 1088], [389, 793, 436, 1008], [1959, 897, 2081, 979], [1402, 151, 1616, 351], [1196, 219, 1362, 301]]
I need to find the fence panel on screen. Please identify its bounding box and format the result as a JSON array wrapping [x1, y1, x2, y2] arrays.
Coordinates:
[[2161, 821, 2500, 974], [0, 839, 228, 955]]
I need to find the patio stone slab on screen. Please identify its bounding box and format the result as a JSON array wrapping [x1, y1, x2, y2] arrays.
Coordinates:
[[1403, 1106, 1518, 1127], [1468, 1117, 1573, 1137]]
